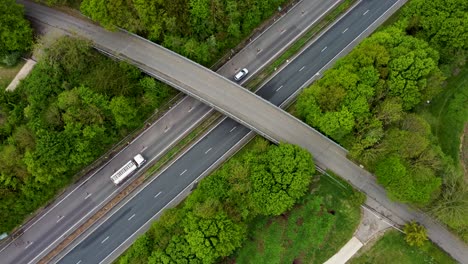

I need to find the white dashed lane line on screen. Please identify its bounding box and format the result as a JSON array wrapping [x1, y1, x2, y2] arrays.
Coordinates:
[[205, 148, 212, 154], [299, 66, 305, 72], [229, 126, 237, 133], [321, 46, 327, 52], [180, 169, 187, 176], [154, 191, 162, 198], [101, 236, 109, 244], [128, 214, 135, 221], [342, 28, 348, 33], [363, 10, 369, 15]]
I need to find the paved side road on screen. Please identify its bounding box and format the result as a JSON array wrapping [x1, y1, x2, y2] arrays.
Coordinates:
[[1, 1, 340, 263]]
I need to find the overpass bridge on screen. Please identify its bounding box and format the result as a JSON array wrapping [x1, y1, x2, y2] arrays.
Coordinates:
[[20, 0, 345, 165], [17, 1, 468, 263]]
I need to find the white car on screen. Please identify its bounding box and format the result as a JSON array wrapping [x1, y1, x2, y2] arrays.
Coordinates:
[[234, 68, 249, 81]]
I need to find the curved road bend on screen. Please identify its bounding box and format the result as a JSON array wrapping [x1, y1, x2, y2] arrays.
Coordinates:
[[1, 0, 340, 263], [55, 0, 467, 263]]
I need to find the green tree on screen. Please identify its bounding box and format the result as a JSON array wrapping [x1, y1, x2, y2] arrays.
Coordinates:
[[184, 211, 246, 263], [250, 144, 315, 216], [0, 0, 33, 66], [109, 96, 139, 129], [404, 221, 428, 247]]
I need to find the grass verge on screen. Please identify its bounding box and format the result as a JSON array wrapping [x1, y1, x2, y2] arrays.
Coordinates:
[[417, 65, 468, 165], [223, 170, 362, 264], [350, 230, 456, 264], [0, 60, 26, 89]]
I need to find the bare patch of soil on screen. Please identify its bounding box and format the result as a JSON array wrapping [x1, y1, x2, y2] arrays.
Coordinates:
[[296, 217, 304, 226]]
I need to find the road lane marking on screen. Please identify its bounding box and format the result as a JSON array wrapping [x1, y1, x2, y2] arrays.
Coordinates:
[[25, 242, 33, 249], [154, 191, 162, 198], [363, 10, 369, 15], [229, 126, 237, 133], [85, 192, 92, 200], [342, 28, 348, 33], [141, 146, 148, 152], [276, 85, 283, 92], [205, 148, 212, 154], [321, 46, 327, 52], [128, 214, 135, 221], [101, 236, 109, 244], [56, 216, 64, 223], [188, 107, 193, 112], [76, 261, 82, 264], [180, 169, 187, 176], [299, 66, 305, 72]]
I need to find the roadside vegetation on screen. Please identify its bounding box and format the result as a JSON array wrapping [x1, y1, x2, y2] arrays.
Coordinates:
[[295, 0, 468, 240], [0, 37, 173, 233], [0, 60, 26, 89], [0, 0, 33, 66], [44, 0, 290, 66], [222, 171, 363, 264], [350, 230, 456, 264], [118, 139, 354, 264]]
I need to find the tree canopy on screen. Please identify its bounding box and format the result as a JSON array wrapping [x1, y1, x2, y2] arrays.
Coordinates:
[[0, 36, 172, 233], [79, 0, 288, 65], [0, 0, 33, 66]]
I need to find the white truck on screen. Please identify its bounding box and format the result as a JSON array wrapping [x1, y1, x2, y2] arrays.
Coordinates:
[[110, 154, 146, 185]]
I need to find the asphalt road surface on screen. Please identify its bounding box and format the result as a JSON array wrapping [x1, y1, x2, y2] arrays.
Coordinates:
[[1, 0, 340, 263], [18, 0, 347, 154], [56, 0, 468, 263]]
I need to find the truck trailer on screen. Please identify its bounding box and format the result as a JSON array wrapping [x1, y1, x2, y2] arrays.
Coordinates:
[[110, 154, 146, 185]]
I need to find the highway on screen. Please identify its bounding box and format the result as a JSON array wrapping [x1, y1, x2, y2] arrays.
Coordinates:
[[1, 0, 341, 263], [53, 0, 467, 263]]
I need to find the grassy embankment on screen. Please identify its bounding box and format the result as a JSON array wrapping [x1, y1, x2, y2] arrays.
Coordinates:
[[223, 170, 362, 264], [350, 230, 456, 264], [0, 60, 26, 89], [417, 65, 468, 170]]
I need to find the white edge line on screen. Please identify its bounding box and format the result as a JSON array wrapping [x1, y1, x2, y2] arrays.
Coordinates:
[[280, 0, 402, 153], [59, 1, 393, 259], [99, 130, 256, 264], [6, 0, 327, 257], [245, 0, 344, 82], [49, 1, 371, 260], [1, 95, 191, 252], [28, 0, 396, 261], [55, 114, 228, 264], [250, 0, 363, 92], [27, 108, 215, 264]]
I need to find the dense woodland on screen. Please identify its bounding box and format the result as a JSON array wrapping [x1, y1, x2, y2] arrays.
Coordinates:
[[0, 37, 172, 232], [45, 0, 290, 65], [296, 0, 468, 239]]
